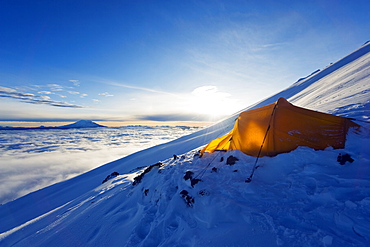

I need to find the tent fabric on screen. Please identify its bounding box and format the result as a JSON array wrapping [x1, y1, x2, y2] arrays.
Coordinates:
[[201, 98, 359, 157]]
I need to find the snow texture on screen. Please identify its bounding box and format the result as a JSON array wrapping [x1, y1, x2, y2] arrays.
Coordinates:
[[0, 42, 370, 246]]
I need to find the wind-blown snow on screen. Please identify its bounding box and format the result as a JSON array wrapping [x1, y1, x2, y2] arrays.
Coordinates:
[[0, 42, 370, 246]]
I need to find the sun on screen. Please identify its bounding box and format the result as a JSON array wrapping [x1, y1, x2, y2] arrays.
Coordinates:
[[185, 86, 241, 120]]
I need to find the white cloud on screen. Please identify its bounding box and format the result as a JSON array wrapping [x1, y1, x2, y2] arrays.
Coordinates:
[[69, 80, 80, 87], [40, 95, 51, 100], [99, 92, 114, 97], [92, 99, 100, 103], [97, 80, 176, 96], [47, 84, 64, 91], [80, 93, 88, 98], [0, 85, 83, 108], [68, 91, 80, 95], [0, 86, 16, 93], [192, 86, 233, 102], [38, 91, 54, 95], [0, 151, 116, 204], [191, 85, 229, 97]]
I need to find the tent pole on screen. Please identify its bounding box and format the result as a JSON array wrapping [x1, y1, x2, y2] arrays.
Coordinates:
[[245, 104, 277, 183], [245, 125, 270, 183]]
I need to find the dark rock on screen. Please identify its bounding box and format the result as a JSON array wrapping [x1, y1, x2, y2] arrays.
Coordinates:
[[133, 162, 163, 186], [226, 155, 239, 165], [190, 178, 201, 187], [180, 190, 194, 207], [183, 171, 194, 180], [183, 170, 201, 187], [337, 153, 354, 165], [180, 190, 188, 196], [102, 171, 120, 184], [198, 190, 210, 196]]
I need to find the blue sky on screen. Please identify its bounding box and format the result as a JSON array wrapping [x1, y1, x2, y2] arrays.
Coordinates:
[[0, 0, 369, 126]]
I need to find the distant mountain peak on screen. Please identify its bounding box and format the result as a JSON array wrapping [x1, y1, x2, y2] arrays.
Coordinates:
[[59, 120, 106, 128]]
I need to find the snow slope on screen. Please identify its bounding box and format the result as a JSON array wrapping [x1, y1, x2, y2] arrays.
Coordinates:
[[0, 42, 370, 246]]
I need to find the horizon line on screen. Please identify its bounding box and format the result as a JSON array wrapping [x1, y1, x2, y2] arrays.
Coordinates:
[[0, 120, 212, 128]]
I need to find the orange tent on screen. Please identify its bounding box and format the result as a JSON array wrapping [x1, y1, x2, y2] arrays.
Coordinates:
[[201, 98, 359, 157]]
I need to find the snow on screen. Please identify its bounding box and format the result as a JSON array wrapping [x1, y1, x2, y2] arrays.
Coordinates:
[[1, 42, 370, 246]]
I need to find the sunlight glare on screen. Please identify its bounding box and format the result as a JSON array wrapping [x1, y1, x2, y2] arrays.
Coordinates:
[[186, 86, 241, 119]]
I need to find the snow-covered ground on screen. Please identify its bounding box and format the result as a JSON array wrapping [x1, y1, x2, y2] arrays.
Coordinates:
[[0, 41, 369, 246], [0, 126, 200, 204]]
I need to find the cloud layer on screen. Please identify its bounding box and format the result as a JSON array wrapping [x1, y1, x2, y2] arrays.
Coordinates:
[[0, 126, 200, 204]]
